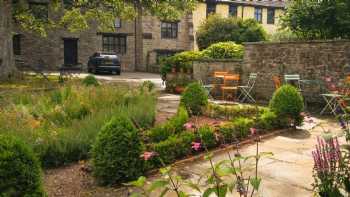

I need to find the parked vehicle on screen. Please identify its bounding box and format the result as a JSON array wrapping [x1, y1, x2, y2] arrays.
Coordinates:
[[88, 52, 121, 75]]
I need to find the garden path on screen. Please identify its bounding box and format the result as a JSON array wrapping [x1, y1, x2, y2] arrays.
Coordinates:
[[146, 118, 346, 197]]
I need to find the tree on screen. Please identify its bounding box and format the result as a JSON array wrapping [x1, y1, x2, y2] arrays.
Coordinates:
[[196, 14, 267, 50], [0, 0, 198, 79], [280, 0, 350, 39]]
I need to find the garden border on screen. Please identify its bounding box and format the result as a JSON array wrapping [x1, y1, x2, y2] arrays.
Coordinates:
[[146, 128, 291, 175]]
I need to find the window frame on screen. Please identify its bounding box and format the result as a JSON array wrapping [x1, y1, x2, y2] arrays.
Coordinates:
[[102, 35, 127, 54], [114, 18, 122, 28], [228, 4, 238, 17], [13, 34, 21, 56], [28, 2, 49, 22], [267, 8, 275, 24], [161, 21, 178, 39], [254, 7, 263, 23], [206, 3, 216, 17]]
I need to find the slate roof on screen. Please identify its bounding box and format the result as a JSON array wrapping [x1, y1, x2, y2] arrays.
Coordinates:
[[214, 0, 287, 8]]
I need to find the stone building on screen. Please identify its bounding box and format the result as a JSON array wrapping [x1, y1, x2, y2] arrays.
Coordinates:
[[1, 0, 285, 75], [10, 0, 193, 72]]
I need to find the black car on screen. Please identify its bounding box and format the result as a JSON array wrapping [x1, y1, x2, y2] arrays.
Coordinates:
[[87, 52, 121, 75]]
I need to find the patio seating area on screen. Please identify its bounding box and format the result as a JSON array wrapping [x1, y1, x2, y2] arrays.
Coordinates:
[[202, 70, 350, 116]]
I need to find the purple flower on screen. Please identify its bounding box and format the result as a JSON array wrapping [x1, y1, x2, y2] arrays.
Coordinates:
[[339, 118, 347, 129]]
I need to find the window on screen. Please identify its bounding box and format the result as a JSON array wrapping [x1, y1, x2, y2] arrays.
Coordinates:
[[29, 2, 48, 21], [229, 5, 237, 17], [102, 35, 127, 54], [254, 7, 262, 23], [13, 34, 21, 55], [161, 22, 178, 39], [206, 3, 216, 17], [114, 18, 121, 28], [267, 8, 275, 24]]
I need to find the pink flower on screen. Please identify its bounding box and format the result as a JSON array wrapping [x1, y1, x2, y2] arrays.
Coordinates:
[[300, 112, 307, 117], [325, 77, 332, 82], [250, 128, 257, 135], [140, 151, 157, 161], [184, 122, 194, 130], [191, 142, 201, 151]]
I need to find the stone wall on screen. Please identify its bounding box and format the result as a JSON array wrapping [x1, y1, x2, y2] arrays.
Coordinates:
[[192, 40, 350, 102], [243, 40, 350, 101]]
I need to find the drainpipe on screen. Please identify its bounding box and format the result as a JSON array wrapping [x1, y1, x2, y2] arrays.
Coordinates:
[[134, 0, 137, 71]]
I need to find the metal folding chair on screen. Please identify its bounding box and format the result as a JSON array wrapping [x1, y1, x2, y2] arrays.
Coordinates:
[[284, 74, 302, 91], [238, 73, 258, 103], [200, 79, 214, 100]]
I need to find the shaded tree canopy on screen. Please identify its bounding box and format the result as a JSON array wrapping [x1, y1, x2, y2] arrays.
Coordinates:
[[11, 0, 199, 36], [280, 0, 350, 39], [196, 14, 267, 50]]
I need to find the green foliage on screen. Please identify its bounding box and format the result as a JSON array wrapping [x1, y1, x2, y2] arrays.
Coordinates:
[[82, 75, 99, 86], [219, 122, 236, 143], [256, 109, 280, 130], [196, 14, 267, 50], [92, 116, 144, 185], [268, 29, 302, 42], [231, 117, 254, 139], [153, 135, 191, 165], [202, 41, 244, 59], [140, 80, 155, 92], [0, 84, 156, 168], [146, 106, 189, 143], [198, 125, 217, 149], [160, 51, 203, 75], [269, 85, 304, 126], [13, 0, 199, 37], [181, 82, 208, 115], [280, 0, 350, 39], [206, 103, 265, 120], [0, 135, 45, 196]]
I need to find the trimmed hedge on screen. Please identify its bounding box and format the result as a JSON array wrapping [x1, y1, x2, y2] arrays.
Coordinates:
[[206, 103, 265, 119], [198, 125, 217, 149], [92, 116, 144, 185], [202, 42, 244, 59], [82, 75, 99, 86], [181, 82, 208, 115], [269, 85, 304, 126], [0, 135, 45, 196]]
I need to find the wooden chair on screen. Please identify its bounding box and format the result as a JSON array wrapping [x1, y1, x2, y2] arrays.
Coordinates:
[[221, 74, 240, 101], [212, 71, 229, 98], [214, 71, 228, 78], [272, 76, 281, 90]]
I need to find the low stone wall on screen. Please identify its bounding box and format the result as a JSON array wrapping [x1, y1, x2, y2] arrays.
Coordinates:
[[193, 59, 243, 84], [193, 40, 350, 103]]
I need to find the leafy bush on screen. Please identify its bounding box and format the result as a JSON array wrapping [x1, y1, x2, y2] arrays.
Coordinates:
[[82, 75, 99, 86], [196, 14, 267, 50], [92, 116, 144, 185], [181, 82, 208, 115], [140, 80, 155, 92], [269, 85, 304, 126], [202, 42, 244, 59], [206, 103, 264, 120], [232, 117, 254, 139], [0, 135, 45, 196], [146, 106, 189, 143], [198, 125, 217, 149], [256, 109, 280, 130], [219, 122, 237, 143], [160, 51, 203, 75]]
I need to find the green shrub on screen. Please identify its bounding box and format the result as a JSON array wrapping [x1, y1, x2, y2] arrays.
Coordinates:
[[206, 103, 264, 120], [256, 109, 280, 130], [153, 135, 191, 165], [196, 14, 267, 50], [232, 117, 254, 139], [181, 82, 208, 115], [202, 41, 244, 59], [198, 125, 217, 149], [82, 75, 99, 86], [140, 80, 155, 92], [0, 135, 45, 196], [219, 122, 237, 143], [146, 106, 189, 143], [160, 51, 203, 75], [269, 85, 304, 126], [92, 116, 144, 185]]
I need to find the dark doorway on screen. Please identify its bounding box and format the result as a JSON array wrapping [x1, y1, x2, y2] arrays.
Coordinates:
[[63, 38, 78, 65]]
